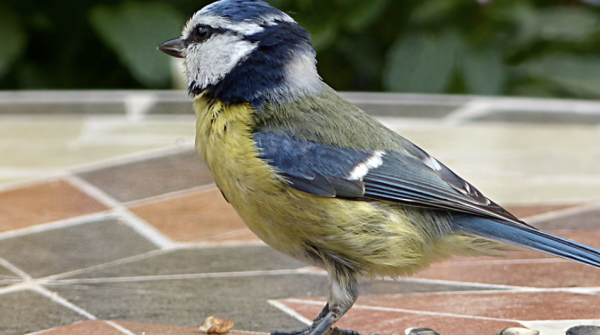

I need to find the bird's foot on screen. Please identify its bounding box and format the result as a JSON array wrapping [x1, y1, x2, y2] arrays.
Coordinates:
[[271, 327, 362, 335], [330, 327, 362, 335], [271, 326, 312, 335]]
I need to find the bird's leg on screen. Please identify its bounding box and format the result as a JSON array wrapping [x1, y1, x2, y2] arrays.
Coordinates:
[[270, 270, 361, 335], [307, 270, 360, 335]]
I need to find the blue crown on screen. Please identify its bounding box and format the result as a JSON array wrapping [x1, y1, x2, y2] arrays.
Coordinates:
[[204, 0, 285, 24]]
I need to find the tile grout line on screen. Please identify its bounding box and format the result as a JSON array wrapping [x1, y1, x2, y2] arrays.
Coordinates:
[[0, 142, 194, 194], [0, 280, 21, 285], [32, 286, 138, 335], [0, 257, 117, 335], [0, 212, 115, 242], [42, 248, 175, 281], [32, 285, 98, 320], [0, 173, 71, 194], [48, 268, 318, 285], [40, 242, 282, 283], [386, 277, 523, 291], [525, 200, 600, 224], [404, 277, 600, 294], [62, 174, 127, 209], [124, 183, 218, 207], [64, 174, 178, 249], [0, 256, 32, 280], [387, 278, 600, 294], [282, 298, 521, 323], [268, 300, 312, 325], [105, 321, 137, 335], [69, 143, 195, 175], [384, 280, 600, 295]]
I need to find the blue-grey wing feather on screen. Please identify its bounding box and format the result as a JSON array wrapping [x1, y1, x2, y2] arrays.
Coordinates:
[[254, 131, 522, 223]]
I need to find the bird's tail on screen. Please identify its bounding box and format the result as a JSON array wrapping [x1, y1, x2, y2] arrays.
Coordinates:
[[451, 215, 600, 268]]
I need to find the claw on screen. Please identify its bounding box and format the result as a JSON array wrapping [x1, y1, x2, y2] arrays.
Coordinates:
[[332, 327, 362, 335], [272, 326, 361, 335], [270, 328, 312, 335]]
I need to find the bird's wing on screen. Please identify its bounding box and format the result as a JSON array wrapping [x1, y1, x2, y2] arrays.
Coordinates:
[[254, 131, 524, 224]]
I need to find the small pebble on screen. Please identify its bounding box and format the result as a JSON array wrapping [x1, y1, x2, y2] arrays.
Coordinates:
[[567, 325, 600, 335], [497, 328, 540, 335], [405, 328, 441, 335]]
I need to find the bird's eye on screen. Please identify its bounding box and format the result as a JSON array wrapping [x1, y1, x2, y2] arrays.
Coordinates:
[[193, 26, 212, 43]]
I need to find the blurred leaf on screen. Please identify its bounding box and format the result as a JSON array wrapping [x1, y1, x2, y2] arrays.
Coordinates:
[[508, 83, 560, 98], [410, 0, 465, 25], [0, 6, 27, 79], [344, 0, 389, 32], [384, 30, 463, 93], [516, 8, 599, 43], [308, 23, 338, 51], [521, 54, 600, 97], [461, 45, 505, 95], [89, 2, 185, 87]]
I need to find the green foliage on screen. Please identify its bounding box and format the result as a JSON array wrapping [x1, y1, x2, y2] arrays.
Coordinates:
[[89, 2, 185, 87], [461, 44, 506, 95], [520, 54, 600, 97], [2, 0, 600, 99], [385, 30, 463, 93], [0, 6, 27, 79]]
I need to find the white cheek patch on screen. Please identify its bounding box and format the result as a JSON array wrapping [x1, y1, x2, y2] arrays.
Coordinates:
[[349, 151, 385, 180], [185, 34, 258, 90]]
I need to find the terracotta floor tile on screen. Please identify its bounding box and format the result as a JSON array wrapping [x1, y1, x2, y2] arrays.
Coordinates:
[[415, 259, 600, 287], [115, 321, 200, 334], [280, 290, 600, 335], [0, 179, 108, 233], [534, 207, 600, 231], [78, 150, 214, 203], [39, 320, 265, 335], [209, 227, 261, 242], [129, 188, 250, 242], [36, 320, 123, 335], [116, 320, 265, 335], [280, 300, 522, 335], [354, 291, 600, 321]]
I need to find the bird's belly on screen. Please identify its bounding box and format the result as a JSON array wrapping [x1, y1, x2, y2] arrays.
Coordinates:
[[217, 170, 450, 277]]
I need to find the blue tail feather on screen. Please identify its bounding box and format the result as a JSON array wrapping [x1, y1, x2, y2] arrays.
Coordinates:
[[452, 215, 600, 268]]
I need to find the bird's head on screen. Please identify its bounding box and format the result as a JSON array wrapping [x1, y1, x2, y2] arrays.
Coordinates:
[[158, 0, 323, 108]]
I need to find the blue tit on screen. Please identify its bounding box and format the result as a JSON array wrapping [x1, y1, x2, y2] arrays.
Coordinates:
[[159, 1, 600, 335]]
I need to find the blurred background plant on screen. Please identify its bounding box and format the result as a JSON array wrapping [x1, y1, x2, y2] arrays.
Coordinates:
[[2, 0, 600, 98]]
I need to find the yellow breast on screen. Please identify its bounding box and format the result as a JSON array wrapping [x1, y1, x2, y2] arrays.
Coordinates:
[[193, 96, 297, 248]]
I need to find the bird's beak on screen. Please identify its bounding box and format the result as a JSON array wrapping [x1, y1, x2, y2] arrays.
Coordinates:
[[158, 38, 187, 58]]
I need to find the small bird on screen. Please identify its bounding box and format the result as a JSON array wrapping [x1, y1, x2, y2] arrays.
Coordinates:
[[159, 1, 600, 334]]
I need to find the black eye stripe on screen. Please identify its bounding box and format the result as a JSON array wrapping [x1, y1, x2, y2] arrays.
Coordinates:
[[188, 24, 242, 44], [191, 25, 214, 43]]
